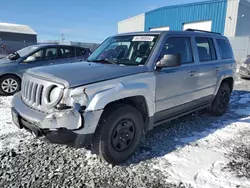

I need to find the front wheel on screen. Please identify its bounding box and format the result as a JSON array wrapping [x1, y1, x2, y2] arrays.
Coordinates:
[[0, 75, 21, 96], [92, 104, 143, 165], [211, 82, 231, 116]]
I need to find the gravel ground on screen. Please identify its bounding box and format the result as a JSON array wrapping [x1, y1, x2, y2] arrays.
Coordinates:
[[0, 74, 250, 188]]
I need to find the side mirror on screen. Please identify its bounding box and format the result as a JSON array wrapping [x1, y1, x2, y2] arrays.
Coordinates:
[[155, 54, 181, 70], [23, 56, 36, 63]]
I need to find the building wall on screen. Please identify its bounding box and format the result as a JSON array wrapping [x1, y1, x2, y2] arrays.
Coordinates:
[[235, 0, 250, 36], [224, 0, 240, 37], [144, 0, 227, 34], [228, 36, 250, 62], [118, 14, 145, 34], [0, 32, 37, 53]]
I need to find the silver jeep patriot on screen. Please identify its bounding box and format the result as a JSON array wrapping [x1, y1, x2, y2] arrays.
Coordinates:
[[11, 30, 236, 164]]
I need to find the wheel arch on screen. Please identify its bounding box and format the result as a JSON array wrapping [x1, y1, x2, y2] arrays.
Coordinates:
[[221, 77, 234, 92], [98, 95, 150, 133], [0, 73, 22, 82]]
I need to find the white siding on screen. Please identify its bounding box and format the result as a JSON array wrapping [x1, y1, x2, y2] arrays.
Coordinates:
[[150, 26, 170, 31], [224, 0, 240, 37], [183, 20, 212, 31], [118, 14, 145, 34]]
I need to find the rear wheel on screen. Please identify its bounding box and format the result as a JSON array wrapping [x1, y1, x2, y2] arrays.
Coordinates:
[[211, 82, 231, 116], [0, 75, 21, 96], [92, 104, 143, 165]]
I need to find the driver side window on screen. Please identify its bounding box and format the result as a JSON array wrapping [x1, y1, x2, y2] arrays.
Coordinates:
[[27, 49, 44, 61], [160, 37, 193, 64]]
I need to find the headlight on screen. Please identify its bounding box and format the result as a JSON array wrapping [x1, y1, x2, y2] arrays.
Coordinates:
[[49, 87, 62, 103], [45, 85, 64, 109]]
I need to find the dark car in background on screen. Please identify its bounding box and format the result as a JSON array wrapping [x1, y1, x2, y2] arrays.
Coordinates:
[[0, 44, 91, 95], [239, 55, 250, 79]]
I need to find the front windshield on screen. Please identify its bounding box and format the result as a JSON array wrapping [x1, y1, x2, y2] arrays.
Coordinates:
[[88, 35, 159, 65], [16, 46, 39, 57]]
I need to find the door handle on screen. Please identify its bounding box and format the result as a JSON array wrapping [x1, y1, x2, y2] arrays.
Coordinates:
[[188, 70, 196, 76], [214, 67, 221, 71]]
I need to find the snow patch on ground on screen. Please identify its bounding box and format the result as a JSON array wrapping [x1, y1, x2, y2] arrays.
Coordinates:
[[152, 108, 250, 187], [0, 96, 30, 151]]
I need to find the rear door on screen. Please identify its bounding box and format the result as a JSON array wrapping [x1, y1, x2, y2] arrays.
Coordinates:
[[194, 37, 218, 99], [154, 35, 199, 123]]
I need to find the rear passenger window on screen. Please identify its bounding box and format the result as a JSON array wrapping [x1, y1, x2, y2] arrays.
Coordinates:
[[160, 37, 193, 64], [216, 39, 233, 59], [195, 37, 217, 62]]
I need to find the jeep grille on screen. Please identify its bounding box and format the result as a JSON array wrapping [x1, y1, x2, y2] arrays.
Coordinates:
[[22, 80, 44, 107], [21, 73, 64, 112]]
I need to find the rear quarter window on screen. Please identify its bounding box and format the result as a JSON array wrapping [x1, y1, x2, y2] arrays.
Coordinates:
[[216, 39, 233, 59]]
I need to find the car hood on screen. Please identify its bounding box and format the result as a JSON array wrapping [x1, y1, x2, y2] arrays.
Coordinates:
[[0, 57, 15, 65], [27, 62, 148, 88]]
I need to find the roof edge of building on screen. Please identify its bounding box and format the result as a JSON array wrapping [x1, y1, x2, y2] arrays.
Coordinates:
[[146, 0, 227, 14], [118, 13, 145, 24], [0, 22, 37, 35]]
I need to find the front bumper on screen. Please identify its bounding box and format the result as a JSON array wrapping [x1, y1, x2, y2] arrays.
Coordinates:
[[11, 93, 103, 148]]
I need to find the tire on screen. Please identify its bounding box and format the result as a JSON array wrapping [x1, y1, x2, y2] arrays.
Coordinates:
[[211, 82, 231, 116], [0, 75, 21, 96], [92, 104, 143, 165]]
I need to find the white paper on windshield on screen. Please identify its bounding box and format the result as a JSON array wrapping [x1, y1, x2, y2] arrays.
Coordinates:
[[132, 36, 154, 42]]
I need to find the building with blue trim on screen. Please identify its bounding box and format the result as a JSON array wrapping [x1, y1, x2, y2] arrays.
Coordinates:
[[118, 0, 250, 37]]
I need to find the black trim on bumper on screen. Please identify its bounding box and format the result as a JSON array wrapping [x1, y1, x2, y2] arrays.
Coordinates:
[[11, 107, 92, 148]]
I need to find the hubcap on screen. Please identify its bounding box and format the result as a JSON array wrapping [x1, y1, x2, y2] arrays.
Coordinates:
[[218, 89, 229, 109], [111, 119, 136, 152], [1, 78, 18, 93]]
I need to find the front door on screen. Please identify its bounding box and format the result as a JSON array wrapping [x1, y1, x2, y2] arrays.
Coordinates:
[[154, 36, 199, 123], [18, 47, 59, 76]]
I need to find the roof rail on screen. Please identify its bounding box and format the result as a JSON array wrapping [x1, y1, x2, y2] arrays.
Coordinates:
[[185, 29, 221, 35]]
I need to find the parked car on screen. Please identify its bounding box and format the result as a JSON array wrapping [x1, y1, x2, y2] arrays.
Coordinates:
[[12, 30, 235, 164], [0, 44, 91, 95], [239, 55, 250, 78]]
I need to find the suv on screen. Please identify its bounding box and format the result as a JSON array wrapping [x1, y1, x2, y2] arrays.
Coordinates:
[[11, 30, 235, 164], [0, 44, 91, 95]]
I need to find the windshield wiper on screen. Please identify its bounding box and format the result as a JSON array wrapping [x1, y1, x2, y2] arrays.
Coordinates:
[[88, 59, 117, 65]]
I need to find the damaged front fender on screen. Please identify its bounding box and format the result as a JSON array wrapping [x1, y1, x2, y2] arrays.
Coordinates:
[[40, 103, 83, 130]]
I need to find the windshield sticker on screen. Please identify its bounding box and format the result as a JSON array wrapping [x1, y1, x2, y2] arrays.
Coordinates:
[[132, 36, 154, 42], [136, 57, 142, 63]]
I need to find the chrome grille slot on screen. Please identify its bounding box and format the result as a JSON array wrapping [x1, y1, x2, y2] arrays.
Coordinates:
[[31, 83, 38, 104], [38, 85, 44, 105], [28, 82, 33, 102], [25, 81, 30, 100]]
